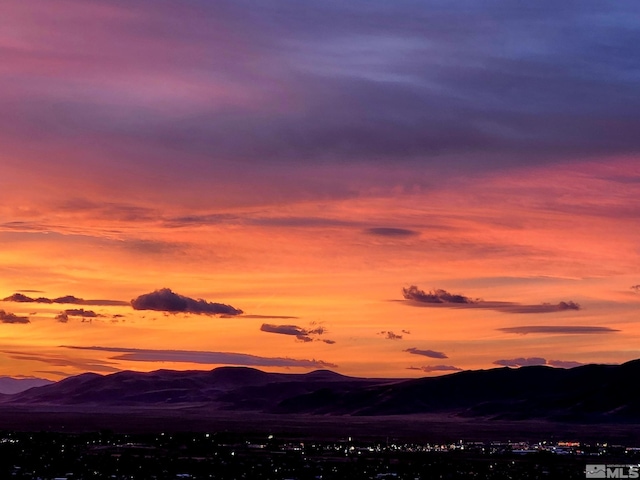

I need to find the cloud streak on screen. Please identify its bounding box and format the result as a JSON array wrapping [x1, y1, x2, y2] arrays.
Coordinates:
[[1, 350, 119, 373], [260, 323, 331, 343], [402, 286, 580, 313], [260, 324, 308, 336], [366, 227, 419, 237], [3, 292, 128, 306], [494, 357, 585, 368], [407, 365, 462, 373], [131, 288, 242, 316], [403, 347, 448, 359], [63, 308, 100, 318], [493, 357, 547, 367], [61, 346, 337, 369], [498, 326, 619, 335]]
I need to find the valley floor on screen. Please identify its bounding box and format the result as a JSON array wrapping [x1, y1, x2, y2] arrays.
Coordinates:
[[1, 406, 639, 445]]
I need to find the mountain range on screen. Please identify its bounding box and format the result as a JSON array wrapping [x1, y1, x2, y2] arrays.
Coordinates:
[[0, 376, 53, 395], [2, 361, 639, 423]]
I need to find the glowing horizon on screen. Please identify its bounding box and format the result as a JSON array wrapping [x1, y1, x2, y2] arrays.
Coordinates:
[[1, 1, 639, 380]]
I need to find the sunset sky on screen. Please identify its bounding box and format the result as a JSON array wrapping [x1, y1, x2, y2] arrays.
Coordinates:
[[1, 1, 640, 381]]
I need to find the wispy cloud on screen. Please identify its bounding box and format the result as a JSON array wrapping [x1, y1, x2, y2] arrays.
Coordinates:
[[407, 365, 462, 373], [378, 331, 403, 340], [493, 357, 547, 367], [260, 324, 308, 336], [57, 198, 158, 223], [63, 308, 100, 318], [498, 326, 619, 335], [402, 286, 580, 313], [260, 323, 331, 343], [365, 227, 419, 237], [548, 359, 585, 368], [61, 346, 337, 369], [131, 288, 242, 315], [2, 1, 639, 176], [164, 214, 357, 229], [1, 349, 120, 373], [35, 370, 72, 378], [403, 347, 448, 359]]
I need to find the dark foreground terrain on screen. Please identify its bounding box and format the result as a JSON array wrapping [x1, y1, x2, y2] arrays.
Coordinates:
[[2, 406, 639, 479], [2, 362, 640, 478], [2, 426, 639, 480], [1, 407, 640, 444]]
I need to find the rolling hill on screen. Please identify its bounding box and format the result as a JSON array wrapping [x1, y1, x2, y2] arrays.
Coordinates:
[[3, 361, 639, 422]]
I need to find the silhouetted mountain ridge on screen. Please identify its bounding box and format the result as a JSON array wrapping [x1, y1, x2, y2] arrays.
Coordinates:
[[3, 362, 639, 422], [0, 376, 53, 395]]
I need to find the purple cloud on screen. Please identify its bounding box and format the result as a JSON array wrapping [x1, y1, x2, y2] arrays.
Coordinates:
[[260, 323, 331, 344], [366, 227, 419, 237], [260, 324, 307, 336], [403, 347, 448, 359], [494, 357, 586, 369], [378, 331, 403, 340], [494, 357, 547, 367], [403, 286, 475, 304], [547, 359, 585, 368], [0, 310, 30, 324], [1, 0, 638, 209], [408, 365, 463, 373], [63, 308, 100, 318], [498, 326, 619, 335], [402, 286, 580, 313], [62, 346, 337, 369], [3, 293, 51, 303], [1, 349, 120, 373], [3, 292, 128, 306], [131, 288, 242, 315]]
